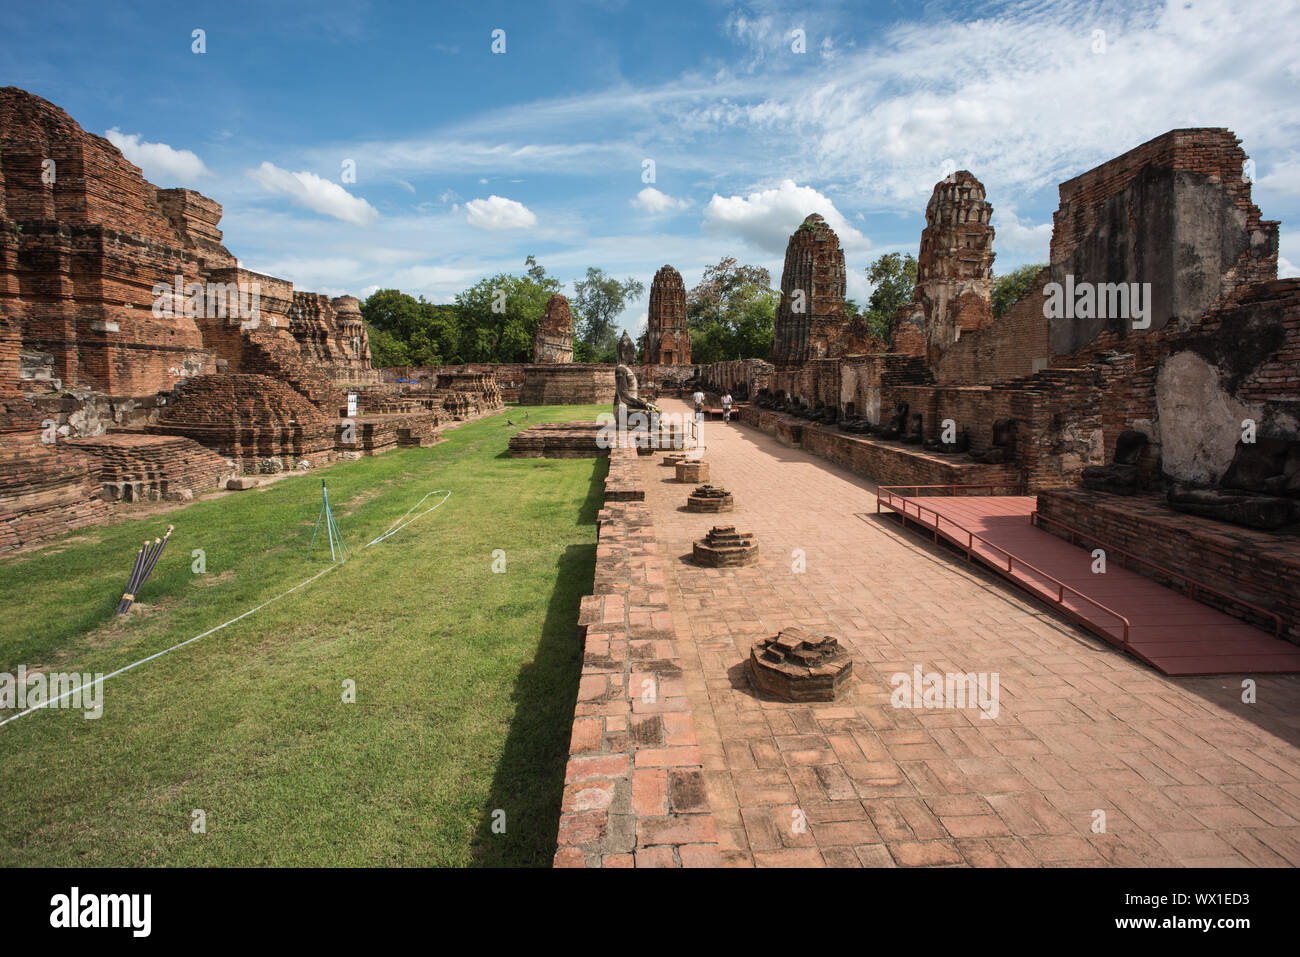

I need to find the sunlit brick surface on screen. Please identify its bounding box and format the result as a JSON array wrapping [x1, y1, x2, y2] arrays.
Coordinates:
[[642, 399, 1300, 867]]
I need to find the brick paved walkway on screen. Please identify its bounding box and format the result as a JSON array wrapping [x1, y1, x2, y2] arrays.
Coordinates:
[[641, 399, 1300, 867]]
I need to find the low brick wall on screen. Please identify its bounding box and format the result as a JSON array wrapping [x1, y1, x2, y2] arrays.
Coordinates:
[[553, 446, 721, 868], [1036, 488, 1300, 643], [739, 407, 1020, 489], [519, 365, 616, 405]]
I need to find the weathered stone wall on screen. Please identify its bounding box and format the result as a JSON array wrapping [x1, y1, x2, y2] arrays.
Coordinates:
[[533, 293, 574, 364], [519, 364, 616, 405], [289, 293, 376, 384], [65, 433, 234, 502], [931, 267, 1051, 385], [1155, 279, 1300, 485], [738, 407, 1021, 489], [1049, 128, 1278, 355], [697, 358, 772, 400]]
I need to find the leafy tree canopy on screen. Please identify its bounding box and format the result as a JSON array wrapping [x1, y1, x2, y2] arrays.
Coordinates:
[[686, 258, 778, 363], [361, 256, 561, 366], [992, 263, 1047, 319], [572, 267, 645, 357], [863, 252, 918, 343]]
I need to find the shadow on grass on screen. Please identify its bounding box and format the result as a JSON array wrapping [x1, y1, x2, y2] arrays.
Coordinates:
[[471, 459, 605, 867]]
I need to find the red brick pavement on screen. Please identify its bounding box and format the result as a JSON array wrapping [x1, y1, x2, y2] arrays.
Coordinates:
[[641, 400, 1300, 868]]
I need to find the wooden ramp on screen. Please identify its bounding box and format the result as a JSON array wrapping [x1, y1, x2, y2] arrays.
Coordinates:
[[877, 488, 1300, 677]]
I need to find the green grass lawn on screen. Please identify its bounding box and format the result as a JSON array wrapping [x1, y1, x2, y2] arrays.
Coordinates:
[[0, 404, 607, 866]]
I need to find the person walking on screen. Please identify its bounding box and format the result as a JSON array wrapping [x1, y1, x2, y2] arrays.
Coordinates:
[[692, 388, 705, 420], [722, 392, 733, 422]]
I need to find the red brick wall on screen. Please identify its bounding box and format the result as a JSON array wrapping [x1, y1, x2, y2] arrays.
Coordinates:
[[738, 408, 1021, 489], [932, 267, 1051, 385], [555, 446, 722, 867]]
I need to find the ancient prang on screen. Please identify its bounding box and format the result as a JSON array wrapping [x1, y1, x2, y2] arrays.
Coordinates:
[[770, 214, 848, 363], [892, 170, 996, 361], [533, 293, 574, 364], [645, 265, 691, 365], [0, 87, 502, 551]]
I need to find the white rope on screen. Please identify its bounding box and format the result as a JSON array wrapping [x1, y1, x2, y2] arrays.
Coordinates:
[[0, 564, 339, 729], [2, 485, 453, 729], [364, 489, 451, 547]]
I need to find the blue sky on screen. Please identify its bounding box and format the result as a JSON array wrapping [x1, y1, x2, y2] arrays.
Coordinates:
[[4, 0, 1298, 337]]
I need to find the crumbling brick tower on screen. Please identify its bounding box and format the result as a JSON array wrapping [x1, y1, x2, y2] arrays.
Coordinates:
[[770, 214, 847, 363], [893, 172, 996, 363], [646, 264, 691, 365], [532, 293, 574, 363]]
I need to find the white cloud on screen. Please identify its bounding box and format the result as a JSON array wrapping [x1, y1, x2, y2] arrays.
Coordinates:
[[104, 128, 209, 184], [701, 179, 868, 256], [1279, 232, 1299, 278], [464, 195, 538, 230], [991, 207, 1053, 264], [630, 187, 692, 214], [247, 162, 379, 226], [1255, 155, 1300, 197]]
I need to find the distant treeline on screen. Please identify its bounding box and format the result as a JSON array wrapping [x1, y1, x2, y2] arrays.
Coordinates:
[[362, 254, 1046, 368]]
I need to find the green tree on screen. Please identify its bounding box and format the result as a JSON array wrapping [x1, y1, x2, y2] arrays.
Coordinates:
[[365, 323, 412, 368], [992, 262, 1046, 319], [455, 269, 556, 363], [572, 267, 645, 357], [687, 258, 772, 330], [864, 252, 918, 342], [685, 258, 778, 363], [359, 257, 582, 366]]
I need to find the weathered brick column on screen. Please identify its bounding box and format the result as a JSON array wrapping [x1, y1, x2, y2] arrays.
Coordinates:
[[553, 446, 722, 867]]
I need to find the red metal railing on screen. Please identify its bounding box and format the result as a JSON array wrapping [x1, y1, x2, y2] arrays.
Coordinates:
[[876, 484, 1133, 645], [876, 483, 1025, 507], [1030, 510, 1283, 640]]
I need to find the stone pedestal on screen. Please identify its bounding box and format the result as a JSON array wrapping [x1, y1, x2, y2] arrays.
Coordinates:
[[676, 460, 709, 483], [748, 628, 853, 702], [686, 485, 734, 512], [692, 525, 757, 567], [518, 364, 615, 405]]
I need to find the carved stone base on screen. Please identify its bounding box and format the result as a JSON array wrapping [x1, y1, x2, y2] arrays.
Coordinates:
[[747, 628, 853, 702], [692, 525, 757, 567], [1082, 464, 1140, 494], [676, 460, 709, 483], [686, 485, 734, 512]]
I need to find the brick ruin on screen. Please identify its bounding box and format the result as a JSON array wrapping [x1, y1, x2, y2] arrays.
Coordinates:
[[533, 293, 574, 364], [892, 170, 997, 363], [734, 129, 1287, 496], [520, 290, 616, 404], [770, 214, 850, 363], [711, 127, 1298, 640], [645, 265, 691, 365], [0, 87, 500, 552]]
